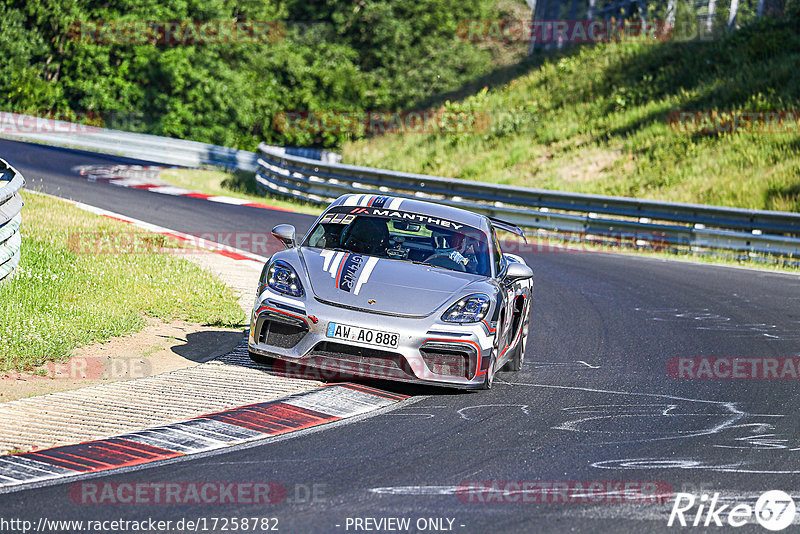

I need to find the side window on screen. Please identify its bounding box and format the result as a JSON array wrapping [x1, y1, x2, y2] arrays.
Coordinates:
[[308, 225, 326, 247], [492, 229, 504, 276]]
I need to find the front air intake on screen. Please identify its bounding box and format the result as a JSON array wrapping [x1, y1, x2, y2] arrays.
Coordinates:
[[257, 318, 308, 349], [419, 344, 476, 379]]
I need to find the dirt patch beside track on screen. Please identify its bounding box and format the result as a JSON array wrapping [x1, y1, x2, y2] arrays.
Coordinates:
[[0, 318, 245, 403]]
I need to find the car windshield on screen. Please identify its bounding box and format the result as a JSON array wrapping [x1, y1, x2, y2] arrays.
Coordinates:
[[303, 207, 492, 276]]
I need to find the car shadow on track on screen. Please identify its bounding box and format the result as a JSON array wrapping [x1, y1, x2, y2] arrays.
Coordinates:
[[171, 329, 249, 363]]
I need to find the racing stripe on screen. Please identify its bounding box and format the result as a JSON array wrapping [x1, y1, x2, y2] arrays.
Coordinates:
[[343, 195, 362, 206], [339, 255, 369, 292], [354, 257, 379, 295], [267, 294, 306, 310], [371, 196, 389, 208], [482, 319, 496, 334], [334, 253, 349, 288], [359, 195, 374, 207], [387, 197, 404, 210], [321, 249, 336, 271], [328, 251, 345, 277]]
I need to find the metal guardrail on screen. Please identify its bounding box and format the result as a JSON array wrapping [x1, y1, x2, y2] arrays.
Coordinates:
[[256, 143, 800, 257], [0, 159, 24, 282], [0, 112, 340, 171]]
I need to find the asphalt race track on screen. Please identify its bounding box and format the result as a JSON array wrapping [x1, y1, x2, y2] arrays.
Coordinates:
[[3, 138, 800, 533]]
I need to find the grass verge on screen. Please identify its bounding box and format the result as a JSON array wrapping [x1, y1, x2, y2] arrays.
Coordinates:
[[0, 191, 245, 373]]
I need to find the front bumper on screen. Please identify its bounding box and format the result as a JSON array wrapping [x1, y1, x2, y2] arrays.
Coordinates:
[[248, 290, 496, 388]]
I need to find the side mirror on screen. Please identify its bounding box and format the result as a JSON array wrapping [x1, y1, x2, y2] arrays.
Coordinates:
[[272, 224, 297, 249], [505, 262, 533, 282]]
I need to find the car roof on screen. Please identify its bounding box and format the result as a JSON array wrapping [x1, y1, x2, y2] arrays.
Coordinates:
[[329, 194, 490, 232]]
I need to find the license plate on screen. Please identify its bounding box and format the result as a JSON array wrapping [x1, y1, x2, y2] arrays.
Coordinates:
[[326, 322, 399, 349]]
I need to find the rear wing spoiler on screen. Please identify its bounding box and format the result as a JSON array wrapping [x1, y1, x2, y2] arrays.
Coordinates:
[[488, 217, 527, 243]]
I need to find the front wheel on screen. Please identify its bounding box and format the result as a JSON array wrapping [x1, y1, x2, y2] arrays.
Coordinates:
[[481, 354, 497, 390]]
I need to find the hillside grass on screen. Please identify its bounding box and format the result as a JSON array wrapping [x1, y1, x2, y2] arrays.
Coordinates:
[[342, 15, 800, 212], [0, 192, 244, 372]]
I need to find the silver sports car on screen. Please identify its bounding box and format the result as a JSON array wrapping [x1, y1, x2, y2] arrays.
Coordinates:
[[248, 194, 533, 389]]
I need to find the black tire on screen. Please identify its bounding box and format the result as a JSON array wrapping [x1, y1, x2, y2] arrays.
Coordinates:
[[481, 354, 497, 390], [502, 329, 526, 372], [481, 310, 505, 389]]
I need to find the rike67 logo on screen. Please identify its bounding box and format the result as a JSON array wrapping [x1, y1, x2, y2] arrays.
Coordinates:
[[668, 490, 796, 531]]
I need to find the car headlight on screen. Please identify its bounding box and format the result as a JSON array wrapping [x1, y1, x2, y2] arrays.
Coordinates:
[[266, 261, 304, 297], [442, 294, 491, 323]]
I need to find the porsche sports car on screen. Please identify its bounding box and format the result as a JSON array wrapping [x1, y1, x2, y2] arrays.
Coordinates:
[[248, 194, 533, 389]]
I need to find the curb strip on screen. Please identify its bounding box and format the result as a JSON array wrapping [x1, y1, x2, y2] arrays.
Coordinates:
[[27, 189, 268, 269], [0, 383, 407, 489], [75, 164, 295, 213]]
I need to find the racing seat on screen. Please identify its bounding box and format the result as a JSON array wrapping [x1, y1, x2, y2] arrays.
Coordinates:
[[340, 217, 390, 255], [431, 231, 450, 249]]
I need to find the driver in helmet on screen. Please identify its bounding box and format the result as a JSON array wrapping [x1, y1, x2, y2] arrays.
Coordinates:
[[430, 229, 484, 274]]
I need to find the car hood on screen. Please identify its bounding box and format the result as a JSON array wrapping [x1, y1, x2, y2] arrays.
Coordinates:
[[300, 247, 484, 317]]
